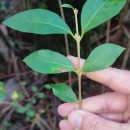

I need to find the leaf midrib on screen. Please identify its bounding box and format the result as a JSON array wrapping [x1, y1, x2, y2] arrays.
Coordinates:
[[83, 48, 121, 71], [83, 1, 106, 33], [35, 59, 74, 71], [58, 88, 77, 102], [12, 21, 72, 34], [53, 86, 77, 102]]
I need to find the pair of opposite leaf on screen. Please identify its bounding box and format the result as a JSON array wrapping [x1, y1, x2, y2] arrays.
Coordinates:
[[3, 0, 126, 102]]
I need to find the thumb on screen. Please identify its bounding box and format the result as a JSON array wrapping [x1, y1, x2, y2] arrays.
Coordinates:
[[68, 110, 128, 130]]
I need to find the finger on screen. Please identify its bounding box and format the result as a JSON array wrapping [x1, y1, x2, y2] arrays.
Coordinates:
[[59, 120, 73, 130], [99, 112, 123, 123], [68, 110, 129, 130], [68, 55, 130, 94], [58, 92, 127, 117]]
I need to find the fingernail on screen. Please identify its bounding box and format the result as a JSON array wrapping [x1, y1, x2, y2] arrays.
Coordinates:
[[68, 111, 83, 129]]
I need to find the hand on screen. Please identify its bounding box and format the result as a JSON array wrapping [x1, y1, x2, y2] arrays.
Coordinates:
[[58, 56, 130, 130]]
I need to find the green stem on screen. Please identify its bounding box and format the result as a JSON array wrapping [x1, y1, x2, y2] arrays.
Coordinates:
[[77, 41, 82, 109], [74, 9, 79, 36], [74, 8, 82, 109]]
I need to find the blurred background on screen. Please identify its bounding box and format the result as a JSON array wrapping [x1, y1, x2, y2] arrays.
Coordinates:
[[0, 0, 130, 130]]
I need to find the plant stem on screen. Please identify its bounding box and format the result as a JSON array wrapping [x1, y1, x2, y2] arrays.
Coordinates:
[[74, 9, 79, 36], [77, 41, 82, 109], [74, 8, 82, 109], [106, 19, 111, 43]]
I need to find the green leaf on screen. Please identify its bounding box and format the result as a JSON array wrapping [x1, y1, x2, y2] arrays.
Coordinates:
[[31, 98, 36, 104], [3, 9, 73, 35], [11, 101, 19, 107], [0, 91, 6, 101], [32, 86, 38, 92], [83, 44, 125, 72], [16, 107, 27, 114], [0, 82, 6, 101], [3, 121, 10, 127], [44, 84, 51, 89], [21, 81, 27, 86], [62, 4, 74, 10], [25, 103, 32, 109], [38, 93, 45, 99], [0, 82, 5, 91], [23, 50, 75, 74], [51, 83, 77, 102], [81, 0, 126, 35], [26, 110, 35, 118]]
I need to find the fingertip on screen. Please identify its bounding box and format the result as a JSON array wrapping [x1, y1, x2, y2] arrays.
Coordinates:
[[58, 103, 78, 117], [58, 103, 69, 117], [59, 120, 66, 129], [59, 120, 73, 130], [57, 104, 63, 116], [68, 110, 86, 129]]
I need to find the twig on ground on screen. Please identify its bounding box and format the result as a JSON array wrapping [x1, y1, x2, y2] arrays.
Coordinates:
[[0, 71, 32, 79], [115, 0, 129, 42], [106, 19, 111, 43], [93, 25, 119, 45], [58, 0, 72, 87], [122, 27, 130, 69]]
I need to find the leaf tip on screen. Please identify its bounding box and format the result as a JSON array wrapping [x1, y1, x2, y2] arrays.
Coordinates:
[[118, 46, 126, 53], [2, 19, 13, 29], [122, 47, 126, 51], [22, 58, 27, 63], [2, 20, 6, 26], [51, 83, 77, 102], [61, 4, 74, 10]]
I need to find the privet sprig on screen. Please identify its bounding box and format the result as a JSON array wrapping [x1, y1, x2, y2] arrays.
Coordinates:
[[3, 0, 126, 109]]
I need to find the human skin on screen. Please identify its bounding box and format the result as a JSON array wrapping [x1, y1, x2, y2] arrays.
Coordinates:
[[58, 56, 130, 130]]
